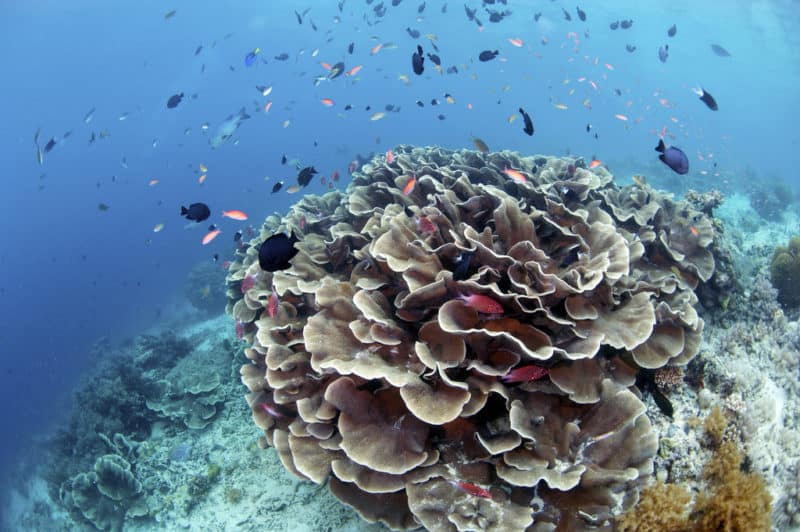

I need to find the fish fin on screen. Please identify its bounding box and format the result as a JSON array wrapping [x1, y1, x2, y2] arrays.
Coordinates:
[[659, 154, 667, 164], [181, 206, 188, 215], [655, 139, 665, 153]]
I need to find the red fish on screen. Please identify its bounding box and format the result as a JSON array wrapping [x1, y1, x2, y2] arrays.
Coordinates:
[[447, 479, 492, 499], [332, 170, 340, 181], [268, 288, 280, 318], [417, 216, 437, 234], [241, 274, 257, 293], [235, 320, 244, 340], [348, 160, 358, 174], [501, 365, 549, 383], [458, 293, 503, 314], [299, 215, 306, 230]]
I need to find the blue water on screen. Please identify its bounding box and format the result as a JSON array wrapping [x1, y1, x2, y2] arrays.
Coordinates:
[[0, 0, 797, 495]]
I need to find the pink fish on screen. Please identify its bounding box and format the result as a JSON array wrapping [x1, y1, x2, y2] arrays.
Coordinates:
[[221, 260, 232, 269], [268, 288, 279, 318], [458, 293, 503, 314], [241, 274, 258, 293], [258, 402, 288, 419], [447, 479, 492, 499], [501, 365, 549, 384], [416, 216, 437, 234], [235, 320, 244, 340]]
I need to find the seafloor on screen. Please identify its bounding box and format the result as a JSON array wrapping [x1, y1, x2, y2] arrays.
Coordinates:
[[3, 186, 800, 531]]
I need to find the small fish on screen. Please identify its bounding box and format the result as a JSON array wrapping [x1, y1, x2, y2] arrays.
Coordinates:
[[501, 365, 549, 384], [345, 65, 363, 76], [83, 108, 96, 123], [471, 137, 489, 153], [348, 42, 355, 54], [412, 45, 425, 75], [406, 27, 420, 39], [164, 9, 176, 19], [614, 114, 628, 121], [667, 24, 676, 37], [118, 112, 129, 121], [194, 45, 203, 56], [235, 320, 244, 340], [153, 223, 165, 232], [458, 293, 503, 314], [447, 480, 492, 499], [386, 150, 394, 164], [453, 251, 473, 280], [268, 288, 280, 318], [626, 44, 636, 53], [658, 44, 669, 63], [609, 21, 619, 30], [166, 93, 184, 109], [518, 107, 534, 136], [554, 103, 568, 110], [562, 8, 571, 21], [403, 176, 417, 195], [508, 38, 523, 47], [320, 98, 335, 107], [370, 111, 386, 121], [710, 44, 731, 57], [258, 232, 299, 272], [576, 6, 586, 21], [286, 185, 301, 194], [181, 202, 211, 222], [478, 50, 498, 62], [371, 43, 383, 55], [620, 19, 633, 29], [272, 181, 284, 193], [693, 87, 718, 110], [198, 174, 207, 184], [202, 229, 221, 245], [222, 210, 248, 221], [503, 167, 527, 183], [97, 203, 110, 211], [589, 159, 603, 168], [655, 139, 688, 175], [43, 138, 56, 153]]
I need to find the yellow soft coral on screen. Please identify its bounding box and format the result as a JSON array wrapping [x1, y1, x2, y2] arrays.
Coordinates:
[[616, 481, 691, 532]]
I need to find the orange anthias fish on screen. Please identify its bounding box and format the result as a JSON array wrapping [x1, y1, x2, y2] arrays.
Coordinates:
[[589, 159, 603, 169], [447, 479, 492, 499], [403, 176, 416, 195], [503, 167, 527, 183], [370, 43, 383, 55], [263, 101, 273, 113], [345, 65, 363, 76], [148, 179, 159, 186], [202, 229, 221, 245], [222, 210, 248, 221], [508, 37, 523, 47], [458, 293, 503, 314], [321, 98, 335, 107], [501, 365, 549, 384]]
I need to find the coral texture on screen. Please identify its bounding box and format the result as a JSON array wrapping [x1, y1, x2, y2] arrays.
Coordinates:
[[770, 236, 800, 308], [227, 146, 716, 529]]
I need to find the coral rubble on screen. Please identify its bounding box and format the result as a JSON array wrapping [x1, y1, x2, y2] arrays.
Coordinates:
[[228, 146, 720, 529]]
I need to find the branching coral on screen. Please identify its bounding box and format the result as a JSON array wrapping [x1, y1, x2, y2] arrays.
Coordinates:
[[227, 146, 717, 530]]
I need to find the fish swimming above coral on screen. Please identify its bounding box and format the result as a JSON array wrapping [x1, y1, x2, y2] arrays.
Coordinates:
[[209, 108, 250, 149]]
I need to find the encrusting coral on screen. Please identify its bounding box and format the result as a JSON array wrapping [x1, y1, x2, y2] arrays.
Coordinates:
[[227, 146, 719, 530], [770, 236, 800, 308]]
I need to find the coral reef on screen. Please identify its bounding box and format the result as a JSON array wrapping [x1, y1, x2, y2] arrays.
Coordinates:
[[227, 146, 721, 529], [770, 236, 800, 308], [185, 261, 228, 315]]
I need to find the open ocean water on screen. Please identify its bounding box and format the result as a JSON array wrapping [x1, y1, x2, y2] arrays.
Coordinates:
[[1, 0, 799, 530]]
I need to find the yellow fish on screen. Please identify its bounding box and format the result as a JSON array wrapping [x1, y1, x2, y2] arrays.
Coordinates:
[[199, 163, 208, 173], [508, 114, 518, 123], [153, 223, 164, 232], [283, 120, 291, 128], [554, 103, 569, 110], [370, 112, 386, 121]]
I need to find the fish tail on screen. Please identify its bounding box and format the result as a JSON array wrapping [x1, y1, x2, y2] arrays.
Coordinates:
[[655, 139, 665, 153], [181, 206, 188, 215]]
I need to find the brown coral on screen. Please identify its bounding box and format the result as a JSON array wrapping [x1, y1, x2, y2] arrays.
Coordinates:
[[227, 146, 715, 530]]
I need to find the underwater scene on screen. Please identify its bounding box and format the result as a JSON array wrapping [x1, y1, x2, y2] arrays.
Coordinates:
[[2, 0, 800, 530]]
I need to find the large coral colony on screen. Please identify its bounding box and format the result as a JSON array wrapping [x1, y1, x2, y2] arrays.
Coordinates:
[[227, 145, 721, 530]]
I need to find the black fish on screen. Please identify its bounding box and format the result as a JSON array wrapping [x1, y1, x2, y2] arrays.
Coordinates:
[[518, 107, 534, 136], [576, 6, 586, 21], [667, 24, 676, 37], [281, 154, 287, 164], [658, 44, 669, 63], [626, 44, 636, 53], [348, 42, 354, 54], [310, 18, 317, 30], [696, 88, 718, 111], [534, 12, 542, 21], [392, 0, 402, 5], [478, 50, 498, 62], [437, 114, 446, 120], [43, 138, 57, 153], [412, 45, 425, 75], [427, 52, 441, 66], [297, 166, 318, 187], [181, 202, 211, 222], [406, 27, 420, 38], [453, 251, 474, 280], [464, 5, 475, 20], [430, 98, 439, 105], [344, 104, 352, 110], [655, 139, 688, 175], [328, 61, 345, 79], [194, 45, 203, 56], [416, 100, 424, 107], [609, 20, 619, 30], [166, 93, 184, 109], [710, 43, 731, 57], [234, 231, 242, 242], [562, 8, 571, 21], [258, 232, 299, 272], [274, 53, 289, 61], [417, 1, 425, 13], [294, 10, 303, 24], [212, 253, 219, 262], [272, 181, 283, 193], [446, 65, 458, 74], [620, 19, 632, 29]]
